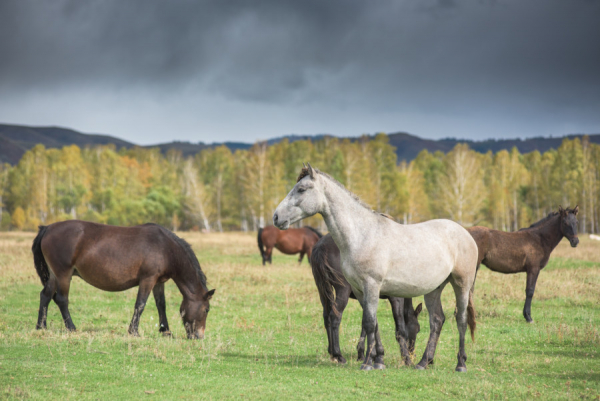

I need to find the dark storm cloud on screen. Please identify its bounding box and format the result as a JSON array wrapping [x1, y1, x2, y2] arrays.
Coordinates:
[[0, 0, 599, 143]]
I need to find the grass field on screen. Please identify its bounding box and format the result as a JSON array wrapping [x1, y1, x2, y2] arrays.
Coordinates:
[[1, 231, 599, 400]]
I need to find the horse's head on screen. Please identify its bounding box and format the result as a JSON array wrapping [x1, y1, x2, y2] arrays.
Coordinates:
[[273, 163, 325, 229], [180, 288, 215, 339], [559, 205, 579, 247], [405, 302, 423, 354]]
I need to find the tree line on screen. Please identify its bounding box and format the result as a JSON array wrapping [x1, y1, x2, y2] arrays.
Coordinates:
[[1, 133, 598, 233]]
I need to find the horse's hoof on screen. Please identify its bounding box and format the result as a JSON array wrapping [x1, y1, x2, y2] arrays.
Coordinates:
[[331, 356, 347, 364], [415, 364, 427, 370], [161, 331, 172, 337], [455, 366, 467, 373], [374, 363, 386, 370], [360, 364, 374, 371]]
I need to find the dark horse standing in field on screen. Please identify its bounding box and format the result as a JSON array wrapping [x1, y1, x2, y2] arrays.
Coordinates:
[[467, 206, 579, 323], [32, 220, 215, 338], [311, 234, 422, 365], [257, 225, 322, 265]]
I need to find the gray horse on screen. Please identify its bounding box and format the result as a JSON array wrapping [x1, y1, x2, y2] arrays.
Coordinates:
[[273, 164, 478, 372]]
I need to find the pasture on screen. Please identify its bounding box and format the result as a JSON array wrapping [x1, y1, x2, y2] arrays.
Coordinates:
[[0, 231, 599, 400]]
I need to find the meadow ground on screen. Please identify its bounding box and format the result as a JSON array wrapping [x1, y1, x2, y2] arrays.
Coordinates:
[[0, 231, 599, 400]]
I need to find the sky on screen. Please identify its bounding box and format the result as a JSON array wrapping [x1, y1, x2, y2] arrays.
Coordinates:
[[0, 0, 599, 145]]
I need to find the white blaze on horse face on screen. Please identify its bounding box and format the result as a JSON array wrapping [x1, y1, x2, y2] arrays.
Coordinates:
[[273, 176, 324, 229]]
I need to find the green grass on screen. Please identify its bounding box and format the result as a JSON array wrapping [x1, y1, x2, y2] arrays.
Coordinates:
[[1, 232, 599, 400]]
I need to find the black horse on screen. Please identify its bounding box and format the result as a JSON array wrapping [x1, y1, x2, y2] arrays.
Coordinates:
[[310, 234, 422, 365], [32, 220, 215, 338]]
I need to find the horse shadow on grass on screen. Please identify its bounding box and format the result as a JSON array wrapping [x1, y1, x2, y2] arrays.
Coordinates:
[[220, 352, 358, 368]]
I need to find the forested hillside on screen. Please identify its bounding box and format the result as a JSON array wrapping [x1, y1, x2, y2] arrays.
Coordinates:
[[2, 123, 599, 165], [0, 133, 598, 233]]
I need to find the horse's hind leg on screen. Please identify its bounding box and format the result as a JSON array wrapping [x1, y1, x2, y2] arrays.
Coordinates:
[[129, 280, 155, 336], [329, 286, 350, 364], [416, 285, 446, 370], [152, 282, 171, 336], [451, 281, 470, 373], [298, 252, 304, 264], [523, 267, 540, 323], [36, 275, 57, 329], [54, 273, 76, 331], [389, 297, 411, 365]]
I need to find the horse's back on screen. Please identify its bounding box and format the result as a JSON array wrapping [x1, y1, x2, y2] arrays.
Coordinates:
[[42, 220, 173, 291]]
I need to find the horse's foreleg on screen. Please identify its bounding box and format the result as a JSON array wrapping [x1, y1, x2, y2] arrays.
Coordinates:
[[416, 286, 446, 370], [357, 284, 383, 370], [152, 282, 171, 336], [357, 326, 366, 361], [128, 281, 154, 337], [523, 267, 541, 323], [451, 282, 470, 373], [298, 252, 304, 264], [329, 287, 350, 364], [54, 274, 76, 332], [36, 275, 57, 330], [373, 323, 385, 368], [389, 297, 411, 365]]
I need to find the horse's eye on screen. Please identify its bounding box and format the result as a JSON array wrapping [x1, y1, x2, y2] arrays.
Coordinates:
[[298, 188, 305, 193]]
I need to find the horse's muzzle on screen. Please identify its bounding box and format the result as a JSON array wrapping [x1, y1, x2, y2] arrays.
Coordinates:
[[189, 329, 204, 340], [570, 237, 579, 247], [273, 213, 289, 230]]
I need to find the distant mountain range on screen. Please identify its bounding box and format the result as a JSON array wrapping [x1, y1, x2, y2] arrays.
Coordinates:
[[1, 123, 599, 165]]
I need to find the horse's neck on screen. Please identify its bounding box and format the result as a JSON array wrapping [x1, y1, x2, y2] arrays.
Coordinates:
[[173, 269, 205, 300], [532, 216, 563, 253], [320, 179, 380, 255]]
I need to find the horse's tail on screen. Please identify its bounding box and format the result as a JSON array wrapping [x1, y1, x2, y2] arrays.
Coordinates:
[[310, 242, 344, 315], [257, 227, 265, 261], [467, 287, 476, 342], [32, 225, 50, 286], [305, 226, 323, 238]]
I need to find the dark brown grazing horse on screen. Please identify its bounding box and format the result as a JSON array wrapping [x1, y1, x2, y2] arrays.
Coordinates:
[[310, 233, 422, 365], [467, 206, 579, 323], [32, 220, 215, 338], [258, 225, 322, 265]]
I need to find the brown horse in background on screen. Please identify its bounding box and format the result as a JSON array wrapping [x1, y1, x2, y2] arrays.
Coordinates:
[[467, 206, 579, 323], [32, 220, 215, 338], [257, 225, 322, 265]]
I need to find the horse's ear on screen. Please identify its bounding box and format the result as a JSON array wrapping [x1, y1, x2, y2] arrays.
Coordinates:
[[573, 205, 579, 215], [559, 205, 565, 215], [414, 303, 423, 318], [205, 289, 215, 300], [307, 162, 315, 179]]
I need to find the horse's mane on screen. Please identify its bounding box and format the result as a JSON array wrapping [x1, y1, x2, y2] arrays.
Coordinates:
[[305, 226, 323, 238], [519, 212, 559, 231], [147, 224, 207, 289], [297, 167, 373, 213], [518, 207, 575, 231]]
